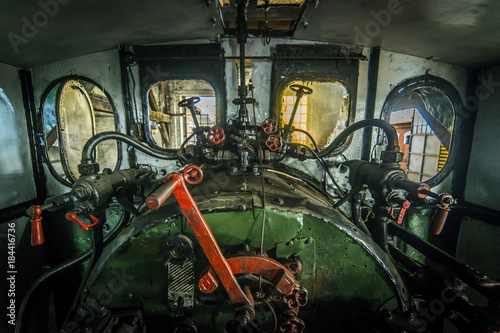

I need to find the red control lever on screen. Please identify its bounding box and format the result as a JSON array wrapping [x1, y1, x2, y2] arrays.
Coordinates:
[[207, 127, 225, 144], [397, 200, 411, 225], [430, 193, 454, 235], [145, 165, 307, 326], [145, 166, 253, 307], [27, 205, 44, 246], [65, 212, 99, 232]]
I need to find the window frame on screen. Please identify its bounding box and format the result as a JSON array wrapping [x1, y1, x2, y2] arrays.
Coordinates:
[[131, 44, 226, 152], [380, 74, 464, 187], [270, 44, 361, 154], [147, 79, 218, 149], [39, 75, 122, 186], [275, 77, 354, 149]]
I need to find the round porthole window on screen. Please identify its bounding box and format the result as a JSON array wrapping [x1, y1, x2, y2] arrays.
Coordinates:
[[42, 78, 119, 184], [381, 75, 463, 186]]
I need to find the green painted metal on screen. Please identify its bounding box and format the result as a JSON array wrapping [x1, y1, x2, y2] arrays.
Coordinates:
[[400, 207, 434, 264], [89, 208, 396, 331]]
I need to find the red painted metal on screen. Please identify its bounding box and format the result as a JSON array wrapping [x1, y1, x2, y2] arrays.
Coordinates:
[[183, 165, 203, 185], [430, 193, 454, 235], [262, 117, 278, 134], [266, 134, 283, 152], [416, 184, 431, 199], [279, 316, 305, 333], [207, 127, 225, 144], [284, 286, 308, 308], [199, 254, 299, 295], [198, 267, 219, 293], [65, 212, 99, 232], [145, 166, 253, 306], [396, 200, 411, 225], [27, 205, 44, 246]]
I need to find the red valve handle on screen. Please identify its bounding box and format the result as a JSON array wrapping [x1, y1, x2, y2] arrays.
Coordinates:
[[280, 316, 305, 333], [65, 212, 99, 232], [266, 134, 283, 152], [146, 165, 204, 210], [396, 200, 411, 225], [261, 118, 278, 134], [27, 205, 44, 246], [178, 97, 201, 108], [388, 199, 411, 225], [284, 286, 308, 308], [430, 193, 454, 235], [182, 165, 203, 185], [207, 127, 225, 144]]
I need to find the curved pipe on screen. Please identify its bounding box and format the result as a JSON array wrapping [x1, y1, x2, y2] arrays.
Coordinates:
[[318, 119, 399, 157], [81, 131, 177, 165]]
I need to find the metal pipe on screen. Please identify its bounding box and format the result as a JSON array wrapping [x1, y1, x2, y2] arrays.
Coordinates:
[[81, 131, 177, 165], [136, 56, 367, 61], [388, 223, 500, 304], [318, 119, 399, 157]]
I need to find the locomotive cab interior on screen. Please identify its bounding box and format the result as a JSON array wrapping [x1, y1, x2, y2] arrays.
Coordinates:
[[1, 1, 500, 332]]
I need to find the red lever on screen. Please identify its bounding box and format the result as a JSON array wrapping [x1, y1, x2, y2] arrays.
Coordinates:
[[266, 134, 283, 152], [65, 212, 99, 232], [27, 205, 44, 246], [430, 193, 453, 235], [396, 200, 411, 225], [388, 199, 411, 225], [207, 127, 225, 145], [145, 166, 253, 307], [261, 118, 278, 134], [145, 166, 307, 326]]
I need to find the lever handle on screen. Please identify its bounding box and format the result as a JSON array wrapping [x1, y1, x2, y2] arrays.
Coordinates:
[[396, 200, 411, 225], [286, 85, 313, 129], [430, 205, 451, 235], [430, 193, 453, 235], [145, 180, 178, 210], [65, 212, 99, 232], [178, 97, 201, 130], [27, 204, 52, 246], [145, 165, 203, 210]]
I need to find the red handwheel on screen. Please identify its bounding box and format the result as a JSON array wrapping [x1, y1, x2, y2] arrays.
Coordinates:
[[183, 165, 203, 184], [261, 118, 278, 134], [266, 134, 283, 152], [207, 127, 225, 145]]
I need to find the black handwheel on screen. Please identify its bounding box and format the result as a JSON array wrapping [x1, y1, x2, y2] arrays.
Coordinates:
[[178, 97, 201, 107], [289, 84, 313, 95]]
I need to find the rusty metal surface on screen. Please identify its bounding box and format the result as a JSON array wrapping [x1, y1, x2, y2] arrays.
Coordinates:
[[199, 254, 299, 295]]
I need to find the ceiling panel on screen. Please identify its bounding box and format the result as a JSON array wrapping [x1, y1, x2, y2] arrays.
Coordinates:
[[1, 0, 500, 68], [0, 0, 223, 67], [294, 0, 500, 68]]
